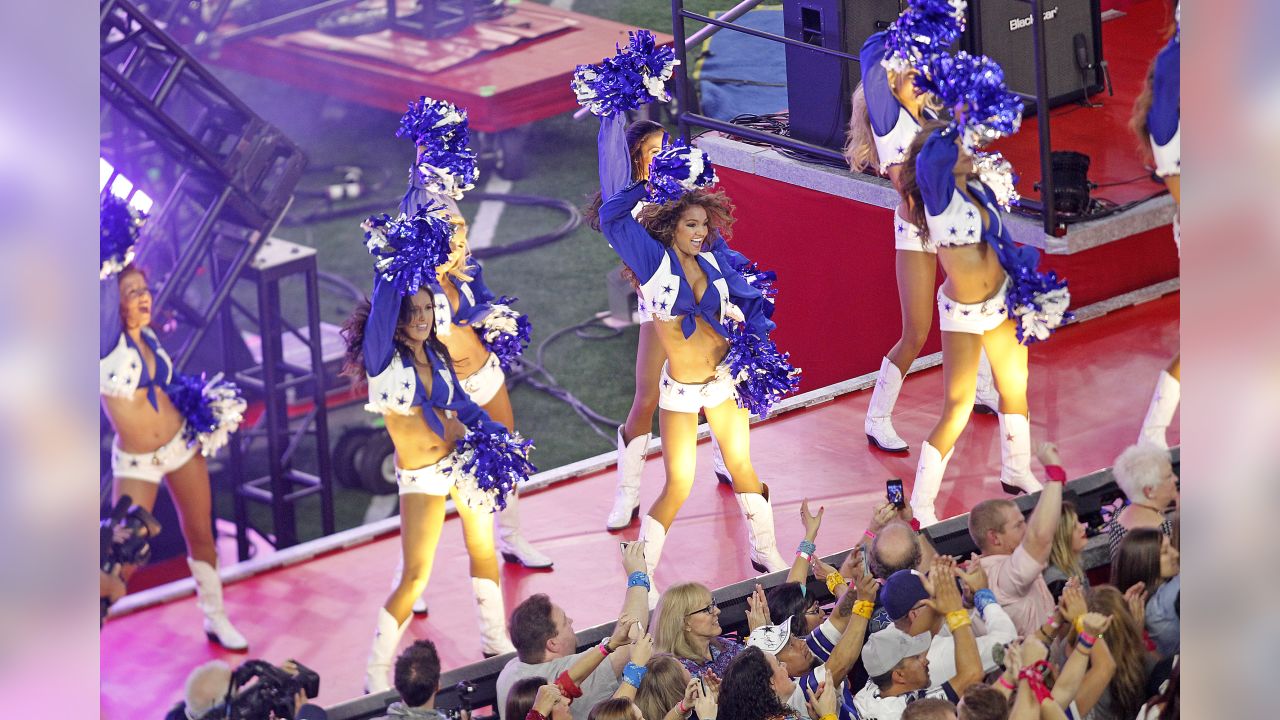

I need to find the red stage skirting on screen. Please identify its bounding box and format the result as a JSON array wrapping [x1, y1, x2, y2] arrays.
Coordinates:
[[101, 295, 1179, 718], [715, 165, 1178, 391]]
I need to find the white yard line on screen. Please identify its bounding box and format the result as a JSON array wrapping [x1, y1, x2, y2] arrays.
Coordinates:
[[466, 175, 513, 249]]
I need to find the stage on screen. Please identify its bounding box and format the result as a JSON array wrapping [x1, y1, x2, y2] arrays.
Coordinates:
[[101, 291, 1179, 718]]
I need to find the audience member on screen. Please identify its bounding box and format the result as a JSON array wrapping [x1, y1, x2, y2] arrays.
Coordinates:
[[970, 443, 1066, 637], [164, 660, 232, 720], [497, 544, 650, 720], [520, 683, 570, 720], [652, 581, 768, 678], [377, 640, 446, 720], [632, 655, 692, 720], [1135, 656, 1178, 720], [586, 698, 642, 720], [1110, 528, 1180, 657], [1082, 587, 1153, 720], [1105, 444, 1178, 558], [955, 684, 1007, 720], [904, 697, 959, 720], [716, 646, 803, 720], [1043, 501, 1090, 601]]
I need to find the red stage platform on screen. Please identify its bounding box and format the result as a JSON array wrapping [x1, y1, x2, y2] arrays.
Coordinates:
[[102, 294, 1179, 719], [207, 4, 673, 132]]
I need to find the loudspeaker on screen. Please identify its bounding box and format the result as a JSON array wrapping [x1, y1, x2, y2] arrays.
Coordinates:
[[783, 0, 904, 150], [968, 0, 1104, 112]]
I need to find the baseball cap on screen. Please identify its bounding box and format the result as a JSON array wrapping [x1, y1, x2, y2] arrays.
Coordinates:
[[881, 569, 930, 621], [745, 616, 794, 655], [861, 626, 933, 676]]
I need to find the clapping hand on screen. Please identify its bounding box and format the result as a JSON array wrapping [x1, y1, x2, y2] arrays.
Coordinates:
[[1123, 582, 1147, 627], [745, 583, 772, 629], [955, 552, 989, 594], [805, 681, 838, 720]]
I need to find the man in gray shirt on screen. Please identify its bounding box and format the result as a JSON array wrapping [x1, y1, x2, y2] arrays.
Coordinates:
[[495, 543, 650, 720]]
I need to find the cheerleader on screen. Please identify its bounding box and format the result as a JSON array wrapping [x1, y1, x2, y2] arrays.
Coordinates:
[[897, 52, 1071, 525], [99, 195, 248, 649], [346, 205, 535, 692], [844, 0, 1001, 454], [1131, 5, 1180, 449], [397, 98, 552, 572]]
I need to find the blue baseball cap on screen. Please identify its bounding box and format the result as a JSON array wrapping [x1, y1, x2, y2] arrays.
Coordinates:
[[881, 569, 930, 621]]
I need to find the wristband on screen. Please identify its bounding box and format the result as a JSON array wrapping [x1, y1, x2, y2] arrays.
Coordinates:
[[628, 571, 651, 590], [526, 712, 548, 720], [798, 539, 817, 556], [1077, 631, 1097, 649], [945, 610, 972, 632], [622, 662, 648, 689], [598, 641, 612, 656], [1018, 668, 1053, 704], [677, 700, 689, 715], [796, 550, 813, 564], [852, 600, 875, 619], [973, 588, 997, 615], [1074, 614, 1086, 635], [997, 675, 1016, 691], [1045, 465, 1067, 483], [819, 715, 839, 720], [863, 529, 877, 541], [555, 671, 583, 700], [909, 518, 922, 532], [825, 571, 847, 596]]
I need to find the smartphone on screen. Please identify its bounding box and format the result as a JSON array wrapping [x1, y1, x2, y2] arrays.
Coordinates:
[[886, 478, 905, 509], [620, 541, 632, 552]]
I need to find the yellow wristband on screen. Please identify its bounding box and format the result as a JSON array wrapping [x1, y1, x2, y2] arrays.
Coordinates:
[[1074, 614, 1086, 635], [825, 571, 847, 595], [820, 715, 838, 720], [852, 600, 875, 619], [945, 610, 972, 632]]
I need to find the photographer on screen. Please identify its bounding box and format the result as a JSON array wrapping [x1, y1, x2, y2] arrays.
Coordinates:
[[167, 658, 323, 720], [164, 660, 233, 720], [100, 494, 160, 623], [376, 639, 449, 720]]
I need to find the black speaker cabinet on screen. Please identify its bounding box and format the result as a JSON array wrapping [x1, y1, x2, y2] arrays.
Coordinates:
[[783, 0, 904, 150], [967, 0, 1104, 112]]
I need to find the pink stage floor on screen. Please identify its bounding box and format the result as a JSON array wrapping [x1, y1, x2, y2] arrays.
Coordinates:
[[101, 293, 1179, 718]]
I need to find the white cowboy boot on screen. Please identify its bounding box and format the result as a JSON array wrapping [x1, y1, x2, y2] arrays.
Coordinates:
[[735, 492, 789, 574], [911, 441, 955, 527], [710, 433, 732, 485], [187, 558, 248, 651], [496, 492, 553, 568], [607, 426, 649, 530], [364, 607, 409, 694], [638, 514, 667, 609], [999, 413, 1044, 496], [471, 577, 517, 657], [866, 357, 910, 452], [974, 350, 1000, 415], [1138, 370, 1180, 450]]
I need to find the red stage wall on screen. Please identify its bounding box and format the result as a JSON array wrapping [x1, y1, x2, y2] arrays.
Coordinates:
[[715, 166, 1179, 391]]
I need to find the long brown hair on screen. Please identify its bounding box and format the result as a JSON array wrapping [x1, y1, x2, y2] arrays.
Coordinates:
[[339, 292, 452, 388], [635, 655, 689, 720], [583, 119, 667, 232], [1088, 585, 1150, 719], [1111, 526, 1164, 594], [635, 189, 736, 249], [897, 119, 988, 242], [1128, 60, 1158, 165]]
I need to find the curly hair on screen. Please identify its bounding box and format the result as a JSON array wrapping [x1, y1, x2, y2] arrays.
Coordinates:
[[717, 646, 793, 720], [339, 292, 453, 389], [583, 119, 667, 232], [635, 189, 736, 248]]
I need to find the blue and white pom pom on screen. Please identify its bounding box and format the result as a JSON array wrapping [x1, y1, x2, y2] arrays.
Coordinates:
[[973, 151, 1020, 212], [736, 261, 779, 302], [167, 372, 247, 457], [363, 201, 456, 296], [723, 326, 801, 418], [396, 96, 479, 200], [478, 299, 532, 371], [572, 29, 679, 117], [915, 51, 1023, 147], [999, 243, 1073, 344], [101, 194, 145, 280], [647, 143, 718, 204], [883, 0, 967, 73], [453, 423, 537, 512]]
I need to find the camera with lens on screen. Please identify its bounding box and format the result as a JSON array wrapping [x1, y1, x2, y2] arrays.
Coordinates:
[[202, 659, 320, 720], [100, 494, 162, 621], [441, 680, 478, 720]]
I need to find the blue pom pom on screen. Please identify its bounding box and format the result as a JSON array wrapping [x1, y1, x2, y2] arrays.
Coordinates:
[[572, 29, 679, 117], [1004, 263, 1073, 345], [363, 202, 457, 296], [454, 423, 537, 512], [884, 0, 967, 72], [165, 372, 247, 457], [100, 194, 145, 280], [646, 142, 718, 204], [723, 328, 801, 418], [479, 297, 532, 371], [736, 262, 778, 301], [914, 51, 1024, 146], [396, 96, 479, 200]]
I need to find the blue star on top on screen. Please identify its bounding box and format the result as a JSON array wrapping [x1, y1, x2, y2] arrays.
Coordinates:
[[966, 209, 976, 219], [658, 301, 668, 310], [381, 392, 390, 401], [663, 284, 675, 295], [403, 381, 412, 390], [397, 395, 406, 404], [948, 226, 958, 236], [676, 387, 686, 395], [966, 228, 976, 237]]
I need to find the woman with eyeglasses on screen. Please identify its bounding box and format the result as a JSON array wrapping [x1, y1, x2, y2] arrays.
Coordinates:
[[100, 196, 247, 650], [652, 582, 771, 679]]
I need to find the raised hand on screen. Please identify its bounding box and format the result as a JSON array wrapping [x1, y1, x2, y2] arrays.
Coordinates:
[[631, 632, 655, 666], [1080, 612, 1113, 638], [622, 540, 647, 576], [1123, 581, 1148, 627], [1058, 578, 1087, 626], [927, 556, 963, 614], [1036, 441, 1062, 467], [955, 552, 989, 594], [607, 615, 638, 651], [805, 681, 838, 719], [801, 498, 824, 539], [745, 583, 772, 629]]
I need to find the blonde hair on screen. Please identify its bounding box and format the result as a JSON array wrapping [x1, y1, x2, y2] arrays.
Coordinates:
[[844, 82, 880, 173], [1049, 502, 1085, 582], [635, 655, 689, 720], [184, 660, 233, 718], [437, 216, 475, 284], [653, 582, 718, 662]]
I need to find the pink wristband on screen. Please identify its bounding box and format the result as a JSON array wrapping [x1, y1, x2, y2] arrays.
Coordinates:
[[863, 529, 876, 540], [1045, 465, 1067, 483]]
